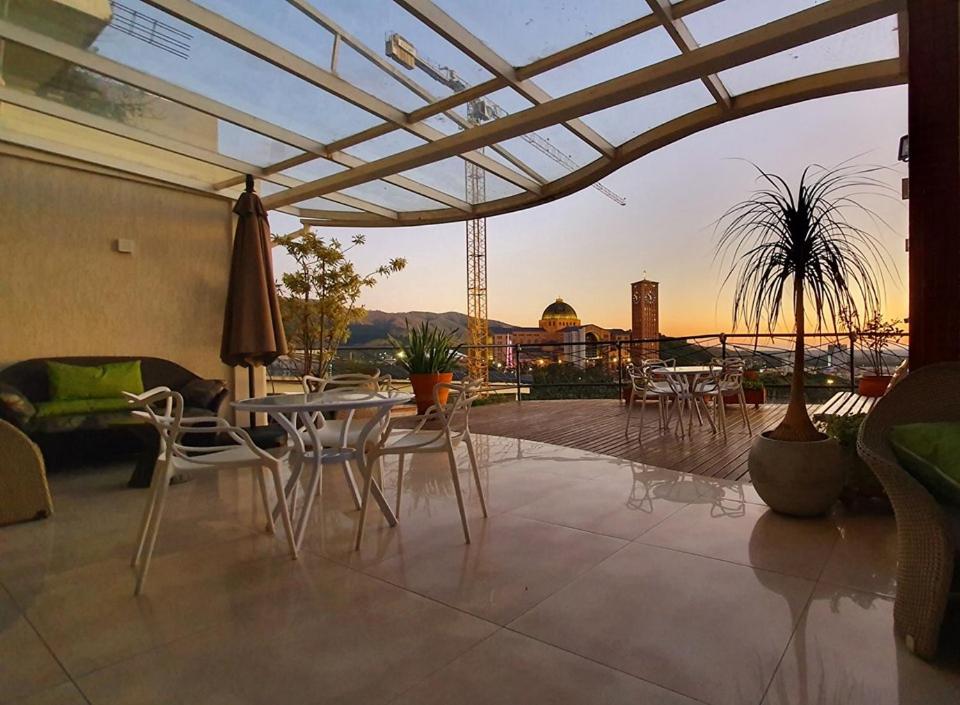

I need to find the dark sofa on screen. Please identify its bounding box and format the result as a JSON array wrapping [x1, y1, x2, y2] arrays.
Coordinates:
[[0, 356, 228, 487]]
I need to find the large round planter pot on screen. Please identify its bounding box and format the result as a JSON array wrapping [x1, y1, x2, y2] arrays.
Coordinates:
[[409, 372, 454, 414], [857, 375, 892, 397], [748, 432, 845, 517]]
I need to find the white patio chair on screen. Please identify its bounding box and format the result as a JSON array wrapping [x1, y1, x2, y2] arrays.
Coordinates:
[[356, 378, 488, 549], [299, 371, 389, 508], [696, 358, 753, 439], [625, 360, 679, 440], [125, 387, 297, 595]]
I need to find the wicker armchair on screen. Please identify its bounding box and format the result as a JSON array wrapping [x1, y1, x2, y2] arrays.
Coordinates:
[[0, 419, 53, 526], [857, 362, 960, 660]]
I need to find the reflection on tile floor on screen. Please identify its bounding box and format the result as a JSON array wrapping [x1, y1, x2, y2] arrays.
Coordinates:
[[0, 434, 957, 705]]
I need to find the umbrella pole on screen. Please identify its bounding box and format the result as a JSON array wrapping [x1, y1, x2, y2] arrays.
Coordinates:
[[248, 365, 258, 428]]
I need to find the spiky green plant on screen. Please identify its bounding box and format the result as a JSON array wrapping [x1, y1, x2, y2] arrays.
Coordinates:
[[716, 163, 890, 442], [389, 321, 461, 374]]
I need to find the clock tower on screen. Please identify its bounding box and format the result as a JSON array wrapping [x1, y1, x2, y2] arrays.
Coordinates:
[[630, 279, 659, 361]]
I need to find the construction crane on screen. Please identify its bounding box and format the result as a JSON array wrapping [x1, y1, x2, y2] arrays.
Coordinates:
[[386, 33, 626, 384]]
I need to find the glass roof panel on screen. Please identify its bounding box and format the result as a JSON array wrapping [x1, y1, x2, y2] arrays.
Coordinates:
[[344, 130, 427, 162], [1, 43, 299, 169], [422, 113, 461, 136], [494, 124, 601, 183], [398, 157, 466, 201], [319, 0, 492, 97], [216, 123, 301, 168], [534, 28, 680, 98], [340, 181, 446, 211], [397, 156, 525, 202], [12, 0, 385, 144], [194, 0, 427, 111], [682, 0, 823, 46], [450, 87, 535, 125], [433, 0, 653, 66], [718, 16, 900, 96], [290, 196, 362, 212], [280, 159, 348, 183], [481, 170, 527, 201], [582, 80, 716, 145]]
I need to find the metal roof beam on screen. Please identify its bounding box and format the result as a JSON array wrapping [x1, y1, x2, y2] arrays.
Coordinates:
[[263, 0, 903, 209], [646, 0, 731, 108]]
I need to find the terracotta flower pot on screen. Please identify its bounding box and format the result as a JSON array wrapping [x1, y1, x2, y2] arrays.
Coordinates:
[[723, 388, 766, 407], [409, 372, 454, 414], [857, 375, 892, 397]]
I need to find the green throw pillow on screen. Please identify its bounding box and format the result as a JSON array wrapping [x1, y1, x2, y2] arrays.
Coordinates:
[[889, 422, 960, 506], [35, 398, 132, 418], [47, 360, 144, 400]]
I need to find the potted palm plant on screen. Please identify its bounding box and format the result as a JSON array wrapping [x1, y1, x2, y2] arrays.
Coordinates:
[[717, 164, 888, 516], [389, 321, 462, 413]]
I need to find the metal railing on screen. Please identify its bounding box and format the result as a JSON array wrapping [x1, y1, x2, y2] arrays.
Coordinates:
[[268, 331, 908, 404]]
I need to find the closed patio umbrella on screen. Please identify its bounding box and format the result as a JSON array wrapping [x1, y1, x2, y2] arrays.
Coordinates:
[[221, 175, 287, 408]]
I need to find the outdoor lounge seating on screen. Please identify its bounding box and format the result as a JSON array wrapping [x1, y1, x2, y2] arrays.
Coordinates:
[[858, 362, 960, 659], [0, 356, 228, 486], [0, 418, 53, 526]]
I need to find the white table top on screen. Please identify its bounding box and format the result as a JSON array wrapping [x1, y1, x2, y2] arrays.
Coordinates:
[[232, 390, 413, 413], [668, 365, 719, 375]]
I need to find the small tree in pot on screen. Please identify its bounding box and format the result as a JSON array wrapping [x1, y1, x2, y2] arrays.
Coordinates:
[[717, 163, 889, 516], [390, 322, 462, 413], [854, 313, 905, 397]]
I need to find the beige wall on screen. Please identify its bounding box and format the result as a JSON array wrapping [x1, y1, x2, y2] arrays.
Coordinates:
[[0, 150, 234, 383]]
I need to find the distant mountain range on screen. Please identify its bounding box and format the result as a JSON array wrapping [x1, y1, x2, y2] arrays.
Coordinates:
[[347, 310, 520, 346]]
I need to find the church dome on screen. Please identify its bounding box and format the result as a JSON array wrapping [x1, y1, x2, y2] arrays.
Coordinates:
[[541, 298, 578, 321]]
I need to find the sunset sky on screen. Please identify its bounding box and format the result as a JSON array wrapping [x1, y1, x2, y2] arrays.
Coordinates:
[[269, 84, 909, 336]]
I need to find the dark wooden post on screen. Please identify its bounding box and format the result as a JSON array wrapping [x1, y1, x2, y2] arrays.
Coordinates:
[[908, 0, 960, 368]]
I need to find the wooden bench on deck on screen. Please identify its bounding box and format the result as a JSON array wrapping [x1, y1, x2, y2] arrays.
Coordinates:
[[813, 391, 879, 420]]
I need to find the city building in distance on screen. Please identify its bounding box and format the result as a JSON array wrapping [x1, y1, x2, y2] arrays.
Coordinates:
[[491, 282, 659, 368]]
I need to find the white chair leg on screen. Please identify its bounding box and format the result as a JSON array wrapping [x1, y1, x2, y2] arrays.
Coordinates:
[[256, 466, 275, 534], [342, 459, 362, 510], [354, 453, 378, 551], [739, 389, 753, 435], [717, 393, 728, 441], [132, 457, 164, 568], [394, 453, 405, 518], [134, 465, 171, 596], [269, 466, 298, 560], [464, 434, 488, 518], [446, 447, 472, 544], [625, 388, 635, 435], [638, 392, 648, 441]]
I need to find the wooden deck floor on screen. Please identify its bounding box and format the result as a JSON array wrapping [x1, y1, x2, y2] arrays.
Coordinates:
[[469, 399, 791, 483]]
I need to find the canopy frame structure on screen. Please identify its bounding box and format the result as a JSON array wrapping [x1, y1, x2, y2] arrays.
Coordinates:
[[0, 0, 907, 226]]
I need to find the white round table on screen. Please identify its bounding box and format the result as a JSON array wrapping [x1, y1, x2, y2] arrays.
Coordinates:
[[659, 365, 719, 433], [233, 389, 413, 548]]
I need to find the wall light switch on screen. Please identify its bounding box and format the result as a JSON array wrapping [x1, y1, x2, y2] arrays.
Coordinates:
[[115, 238, 135, 254]]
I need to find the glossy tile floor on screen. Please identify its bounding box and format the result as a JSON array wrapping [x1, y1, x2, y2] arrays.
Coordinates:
[[1, 435, 958, 705]]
